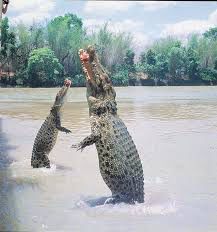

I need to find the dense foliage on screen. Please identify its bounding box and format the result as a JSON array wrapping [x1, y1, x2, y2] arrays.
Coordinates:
[[138, 34, 217, 86], [0, 13, 217, 87], [27, 48, 64, 87]]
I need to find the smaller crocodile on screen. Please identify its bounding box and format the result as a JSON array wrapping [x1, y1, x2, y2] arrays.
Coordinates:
[[31, 79, 72, 168]]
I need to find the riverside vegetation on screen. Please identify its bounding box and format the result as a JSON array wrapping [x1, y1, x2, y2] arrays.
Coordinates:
[[0, 13, 217, 87]]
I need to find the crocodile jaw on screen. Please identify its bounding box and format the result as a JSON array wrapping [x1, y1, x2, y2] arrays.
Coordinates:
[[53, 79, 71, 108]]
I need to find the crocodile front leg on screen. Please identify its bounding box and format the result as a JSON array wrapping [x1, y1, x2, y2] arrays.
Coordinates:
[[55, 112, 71, 133], [72, 115, 101, 151], [71, 133, 100, 151]]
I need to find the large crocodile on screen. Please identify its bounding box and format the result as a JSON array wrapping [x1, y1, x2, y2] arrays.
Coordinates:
[[31, 79, 72, 168], [72, 46, 144, 204]]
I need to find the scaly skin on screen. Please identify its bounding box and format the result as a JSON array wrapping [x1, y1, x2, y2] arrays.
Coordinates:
[[31, 79, 72, 168], [72, 46, 144, 204]]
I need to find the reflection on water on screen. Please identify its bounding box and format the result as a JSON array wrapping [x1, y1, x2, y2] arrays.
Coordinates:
[[0, 86, 217, 231]]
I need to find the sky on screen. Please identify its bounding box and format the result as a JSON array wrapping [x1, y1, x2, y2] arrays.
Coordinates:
[[4, 1, 217, 52]]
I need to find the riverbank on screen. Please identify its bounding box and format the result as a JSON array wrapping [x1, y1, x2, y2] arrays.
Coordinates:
[[138, 79, 213, 86], [0, 80, 216, 88]]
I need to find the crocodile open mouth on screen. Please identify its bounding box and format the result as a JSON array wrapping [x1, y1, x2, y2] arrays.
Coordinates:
[[60, 79, 71, 98], [53, 79, 71, 107], [78, 49, 94, 81], [64, 79, 71, 87], [62, 78, 71, 94]]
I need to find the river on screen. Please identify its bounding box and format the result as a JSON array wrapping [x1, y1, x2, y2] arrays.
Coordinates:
[[0, 86, 216, 231]]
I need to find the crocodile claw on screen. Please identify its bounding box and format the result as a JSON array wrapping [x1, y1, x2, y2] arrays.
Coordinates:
[[71, 143, 84, 152], [65, 129, 72, 134], [71, 144, 78, 149]]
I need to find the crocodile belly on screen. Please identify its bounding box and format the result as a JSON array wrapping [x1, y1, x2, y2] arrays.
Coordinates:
[[31, 119, 58, 168], [96, 116, 144, 203]]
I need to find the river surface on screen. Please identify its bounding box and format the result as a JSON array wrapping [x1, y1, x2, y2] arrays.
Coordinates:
[[0, 86, 216, 232]]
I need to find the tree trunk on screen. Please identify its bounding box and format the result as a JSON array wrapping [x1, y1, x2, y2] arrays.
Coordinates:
[[61, 51, 70, 64], [154, 77, 158, 86]]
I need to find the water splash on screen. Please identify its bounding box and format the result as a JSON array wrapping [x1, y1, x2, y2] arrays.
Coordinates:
[[8, 159, 58, 183], [73, 192, 178, 217]]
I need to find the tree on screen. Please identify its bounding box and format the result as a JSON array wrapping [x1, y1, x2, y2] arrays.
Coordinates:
[[2, 12, 217, 87], [70, 74, 85, 87], [0, 17, 17, 85], [87, 23, 133, 72], [168, 47, 186, 80], [146, 49, 156, 66], [47, 14, 84, 76], [27, 48, 63, 87], [155, 54, 169, 83], [1, 17, 16, 59], [152, 37, 181, 56], [1, 17, 10, 53], [203, 27, 217, 41], [188, 34, 199, 50], [111, 69, 129, 86], [140, 51, 146, 65], [29, 23, 46, 49], [186, 47, 200, 80], [143, 49, 158, 84], [200, 67, 217, 85], [123, 49, 135, 74], [196, 37, 217, 81]]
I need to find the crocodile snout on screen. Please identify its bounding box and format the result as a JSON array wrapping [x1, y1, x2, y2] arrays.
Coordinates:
[[64, 79, 72, 87]]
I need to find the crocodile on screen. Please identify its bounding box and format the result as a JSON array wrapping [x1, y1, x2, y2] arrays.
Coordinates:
[[72, 46, 144, 204], [31, 79, 72, 168]]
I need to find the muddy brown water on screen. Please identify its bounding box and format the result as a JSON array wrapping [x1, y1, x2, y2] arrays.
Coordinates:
[[0, 86, 216, 231]]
